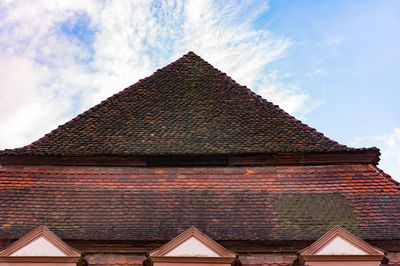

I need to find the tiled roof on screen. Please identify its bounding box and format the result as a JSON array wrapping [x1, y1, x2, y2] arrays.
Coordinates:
[[0, 164, 398, 243], [0, 52, 375, 157]]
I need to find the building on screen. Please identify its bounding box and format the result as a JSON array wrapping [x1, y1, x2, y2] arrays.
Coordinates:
[[0, 52, 399, 266]]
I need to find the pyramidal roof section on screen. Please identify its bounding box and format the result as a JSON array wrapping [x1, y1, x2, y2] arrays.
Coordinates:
[[0, 52, 379, 160]]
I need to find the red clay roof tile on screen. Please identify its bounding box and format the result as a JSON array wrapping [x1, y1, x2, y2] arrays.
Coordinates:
[[0, 164, 398, 242]]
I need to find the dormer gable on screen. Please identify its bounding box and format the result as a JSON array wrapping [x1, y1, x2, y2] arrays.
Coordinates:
[[316, 235, 367, 255], [0, 225, 81, 265], [148, 226, 237, 265], [0, 225, 80, 257], [300, 225, 385, 265], [150, 226, 236, 258], [300, 225, 384, 256], [164, 236, 220, 257]]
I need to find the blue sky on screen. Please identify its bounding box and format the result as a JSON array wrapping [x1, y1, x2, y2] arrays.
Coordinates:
[[0, 0, 399, 179], [264, 0, 399, 138], [263, 0, 400, 179]]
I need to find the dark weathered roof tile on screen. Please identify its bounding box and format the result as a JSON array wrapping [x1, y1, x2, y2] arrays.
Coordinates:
[[0, 52, 375, 157]]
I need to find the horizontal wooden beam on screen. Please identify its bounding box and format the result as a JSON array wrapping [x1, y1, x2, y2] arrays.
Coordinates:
[[0, 150, 379, 166]]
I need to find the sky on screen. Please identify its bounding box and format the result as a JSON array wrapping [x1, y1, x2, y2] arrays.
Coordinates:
[[0, 0, 399, 180]]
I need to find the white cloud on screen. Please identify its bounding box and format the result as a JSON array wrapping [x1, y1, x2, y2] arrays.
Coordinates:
[[257, 82, 308, 115], [0, 0, 307, 150], [350, 128, 400, 181], [305, 69, 327, 78], [255, 70, 322, 116], [0, 55, 73, 147], [322, 36, 344, 46]]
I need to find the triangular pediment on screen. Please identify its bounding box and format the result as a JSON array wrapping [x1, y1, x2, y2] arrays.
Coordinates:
[[300, 226, 384, 256], [316, 235, 367, 255], [10, 236, 66, 256], [165, 236, 220, 257], [149, 226, 236, 258], [0, 225, 80, 257]]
